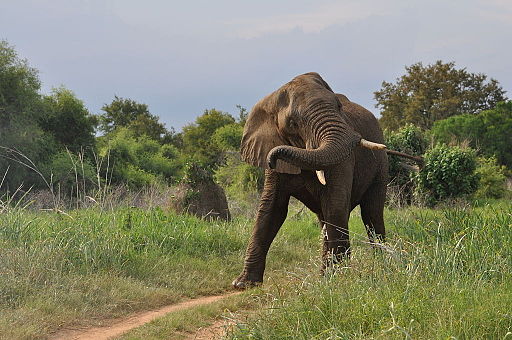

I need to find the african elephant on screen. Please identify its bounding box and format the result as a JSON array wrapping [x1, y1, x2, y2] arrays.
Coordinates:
[[233, 72, 389, 289]]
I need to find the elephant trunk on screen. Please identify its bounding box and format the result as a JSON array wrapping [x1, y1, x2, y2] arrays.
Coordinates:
[[267, 110, 361, 170]]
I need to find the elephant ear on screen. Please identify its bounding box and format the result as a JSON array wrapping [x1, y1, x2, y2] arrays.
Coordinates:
[[240, 106, 301, 174]]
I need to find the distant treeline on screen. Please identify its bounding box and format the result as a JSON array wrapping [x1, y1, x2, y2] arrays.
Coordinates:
[[0, 40, 510, 204]]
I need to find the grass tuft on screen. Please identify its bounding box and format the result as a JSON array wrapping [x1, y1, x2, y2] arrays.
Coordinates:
[[227, 200, 512, 339]]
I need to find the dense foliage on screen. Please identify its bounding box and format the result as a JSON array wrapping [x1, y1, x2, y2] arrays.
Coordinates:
[[181, 109, 236, 168], [99, 96, 167, 140], [0, 41, 64, 191], [375, 61, 507, 131], [430, 101, 512, 168], [41, 150, 97, 198], [40, 87, 97, 153], [0, 41, 41, 128], [416, 145, 479, 205], [1, 40, 509, 206], [385, 124, 427, 199], [98, 128, 181, 187], [474, 156, 508, 199]]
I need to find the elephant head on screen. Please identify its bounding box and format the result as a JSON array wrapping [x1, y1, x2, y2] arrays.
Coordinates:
[[241, 72, 384, 183]]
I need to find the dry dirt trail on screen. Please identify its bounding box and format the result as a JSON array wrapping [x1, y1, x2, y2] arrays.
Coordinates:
[[51, 291, 241, 340]]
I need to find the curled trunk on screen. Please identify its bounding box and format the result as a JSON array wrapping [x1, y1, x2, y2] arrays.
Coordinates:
[[267, 111, 361, 170]]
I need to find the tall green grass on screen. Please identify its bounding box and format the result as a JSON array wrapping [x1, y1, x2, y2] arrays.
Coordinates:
[[3, 200, 510, 339], [228, 200, 512, 339], [0, 206, 319, 339]]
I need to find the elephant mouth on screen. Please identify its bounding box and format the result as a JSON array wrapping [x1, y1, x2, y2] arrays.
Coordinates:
[[305, 140, 326, 185]]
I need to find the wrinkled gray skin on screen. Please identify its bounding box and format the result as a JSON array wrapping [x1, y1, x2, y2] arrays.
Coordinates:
[[233, 72, 388, 289]]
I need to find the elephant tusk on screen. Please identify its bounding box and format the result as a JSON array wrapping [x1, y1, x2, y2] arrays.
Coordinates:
[[360, 138, 387, 150], [316, 170, 326, 185]]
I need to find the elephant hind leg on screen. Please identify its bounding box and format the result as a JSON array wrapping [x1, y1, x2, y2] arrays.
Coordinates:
[[360, 182, 386, 244]]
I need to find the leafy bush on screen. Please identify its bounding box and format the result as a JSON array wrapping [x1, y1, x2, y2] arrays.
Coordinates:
[[182, 161, 215, 188], [431, 101, 512, 168], [215, 154, 264, 216], [40, 87, 97, 153], [416, 145, 478, 205], [120, 165, 159, 188], [385, 124, 427, 204], [212, 123, 243, 151], [98, 128, 181, 188], [386, 124, 428, 156], [42, 151, 96, 197], [181, 109, 236, 167], [215, 156, 263, 193], [0, 41, 60, 192], [474, 156, 507, 199]]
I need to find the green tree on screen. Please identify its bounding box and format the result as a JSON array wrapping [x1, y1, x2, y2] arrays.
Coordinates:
[[98, 128, 181, 187], [99, 96, 167, 140], [40, 87, 97, 153], [212, 123, 243, 151], [431, 101, 512, 168], [474, 156, 507, 199], [0, 40, 42, 128], [181, 109, 236, 167], [236, 104, 248, 126], [0, 41, 58, 191], [161, 127, 183, 149], [375, 61, 507, 131], [41, 150, 96, 199]]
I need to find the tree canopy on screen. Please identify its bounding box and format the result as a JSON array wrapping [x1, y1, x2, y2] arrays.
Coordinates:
[[0, 41, 56, 190], [98, 128, 181, 187], [0, 40, 41, 129], [181, 109, 236, 167], [430, 101, 512, 168], [375, 61, 507, 131], [40, 87, 97, 153], [1, 39, 508, 205], [99, 96, 167, 141]]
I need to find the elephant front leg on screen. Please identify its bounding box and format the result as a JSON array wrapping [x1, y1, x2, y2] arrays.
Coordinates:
[[233, 171, 290, 289], [320, 166, 353, 272], [321, 216, 350, 271]]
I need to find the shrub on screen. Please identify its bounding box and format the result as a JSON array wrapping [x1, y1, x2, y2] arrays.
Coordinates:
[[416, 145, 478, 205], [474, 156, 507, 199], [98, 128, 181, 188], [212, 123, 243, 151], [384, 124, 427, 204], [215, 154, 264, 216], [430, 101, 512, 168], [42, 150, 96, 197]]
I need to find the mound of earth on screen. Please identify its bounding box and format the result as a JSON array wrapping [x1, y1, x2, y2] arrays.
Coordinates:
[[170, 180, 231, 221]]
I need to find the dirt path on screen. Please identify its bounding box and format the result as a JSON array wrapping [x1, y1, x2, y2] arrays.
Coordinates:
[[185, 318, 237, 340], [51, 292, 241, 340]]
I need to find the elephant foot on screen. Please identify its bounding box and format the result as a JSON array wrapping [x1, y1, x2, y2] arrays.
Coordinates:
[[232, 272, 263, 290]]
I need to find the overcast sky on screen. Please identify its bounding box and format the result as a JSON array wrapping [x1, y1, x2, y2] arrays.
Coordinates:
[[1, 0, 511, 130]]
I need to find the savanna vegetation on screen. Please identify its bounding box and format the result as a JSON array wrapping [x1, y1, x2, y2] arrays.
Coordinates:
[[1, 41, 511, 339], [225, 201, 512, 339]]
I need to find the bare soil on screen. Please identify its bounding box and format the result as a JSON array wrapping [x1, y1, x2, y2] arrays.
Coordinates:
[[50, 292, 241, 340], [185, 318, 237, 340]]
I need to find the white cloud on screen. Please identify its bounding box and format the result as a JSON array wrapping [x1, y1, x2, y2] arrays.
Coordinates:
[[228, 1, 406, 39], [476, 0, 512, 23]]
